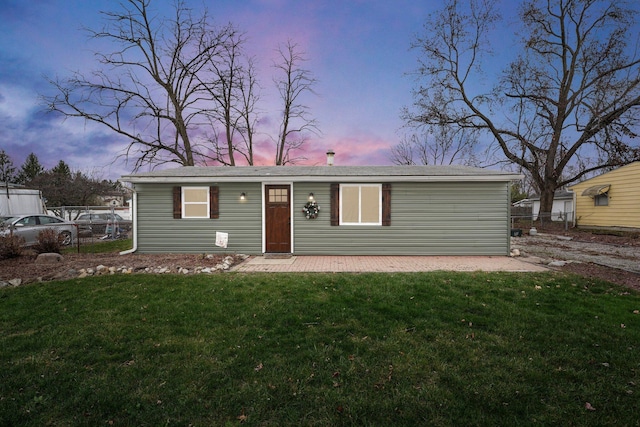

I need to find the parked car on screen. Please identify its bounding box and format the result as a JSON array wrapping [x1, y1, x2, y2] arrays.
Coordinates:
[[75, 213, 131, 237], [0, 214, 77, 246]]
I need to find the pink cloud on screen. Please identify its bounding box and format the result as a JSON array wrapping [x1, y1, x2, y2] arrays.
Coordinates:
[[284, 133, 394, 167]]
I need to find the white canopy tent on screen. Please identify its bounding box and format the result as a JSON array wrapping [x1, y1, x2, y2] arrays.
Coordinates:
[[0, 183, 47, 216]]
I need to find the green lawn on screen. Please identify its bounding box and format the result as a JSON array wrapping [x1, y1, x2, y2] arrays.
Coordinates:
[[66, 237, 133, 254], [1, 272, 639, 426]]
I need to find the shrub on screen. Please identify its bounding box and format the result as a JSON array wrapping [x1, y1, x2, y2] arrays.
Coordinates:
[[0, 234, 25, 259], [33, 228, 63, 254]]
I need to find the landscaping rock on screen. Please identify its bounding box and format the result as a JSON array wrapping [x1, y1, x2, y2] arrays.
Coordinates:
[[35, 253, 64, 264], [1, 253, 249, 285]]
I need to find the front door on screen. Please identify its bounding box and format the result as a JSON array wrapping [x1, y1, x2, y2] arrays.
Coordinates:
[[265, 185, 291, 253]]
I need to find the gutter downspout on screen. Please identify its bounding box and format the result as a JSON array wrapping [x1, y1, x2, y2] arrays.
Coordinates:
[[119, 189, 138, 255], [572, 190, 577, 228]]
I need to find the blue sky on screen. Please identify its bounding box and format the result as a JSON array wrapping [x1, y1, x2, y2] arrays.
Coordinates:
[[0, 0, 514, 179]]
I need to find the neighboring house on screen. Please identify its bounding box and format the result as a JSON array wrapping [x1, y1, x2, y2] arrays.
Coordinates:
[[569, 162, 640, 230], [530, 189, 575, 222], [0, 182, 47, 216], [119, 165, 521, 256], [95, 187, 133, 207], [512, 199, 532, 208]]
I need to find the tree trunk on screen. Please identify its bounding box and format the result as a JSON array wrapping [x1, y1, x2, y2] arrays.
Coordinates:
[[538, 186, 555, 222]]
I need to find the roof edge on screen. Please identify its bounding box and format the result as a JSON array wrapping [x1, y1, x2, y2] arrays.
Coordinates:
[[120, 174, 523, 184]]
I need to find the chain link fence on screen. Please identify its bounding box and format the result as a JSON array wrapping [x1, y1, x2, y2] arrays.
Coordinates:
[[49, 206, 132, 251], [511, 206, 574, 233]]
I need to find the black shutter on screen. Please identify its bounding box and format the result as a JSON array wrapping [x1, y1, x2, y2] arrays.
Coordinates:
[[173, 187, 181, 219], [382, 183, 391, 226], [330, 183, 340, 226], [210, 186, 219, 219]]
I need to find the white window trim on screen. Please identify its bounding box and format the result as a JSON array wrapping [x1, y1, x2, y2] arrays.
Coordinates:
[[339, 183, 382, 226], [182, 186, 210, 219], [594, 193, 609, 207]]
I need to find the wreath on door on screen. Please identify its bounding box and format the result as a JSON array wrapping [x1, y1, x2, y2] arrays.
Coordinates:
[[302, 201, 320, 219]]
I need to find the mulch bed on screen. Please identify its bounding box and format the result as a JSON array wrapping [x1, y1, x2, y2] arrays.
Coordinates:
[[1, 252, 244, 285], [559, 262, 640, 292]]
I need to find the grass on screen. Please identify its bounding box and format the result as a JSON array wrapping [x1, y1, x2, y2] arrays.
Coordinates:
[[1, 271, 639, 426], [65, 238, 133, 254]]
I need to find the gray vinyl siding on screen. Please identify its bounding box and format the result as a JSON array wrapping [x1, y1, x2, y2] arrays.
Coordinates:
[[133, 180, 511, 255], [135, 182, 262, 254], [293, 181, 510, 256]]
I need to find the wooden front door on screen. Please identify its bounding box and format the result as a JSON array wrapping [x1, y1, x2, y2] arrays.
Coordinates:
[[265, 185, 291, 253]]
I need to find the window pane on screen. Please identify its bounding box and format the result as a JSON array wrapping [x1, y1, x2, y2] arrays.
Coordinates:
[[269, 188, 288, 203], [182, 187, 209, 218], [342, 186, 360, 223], [184, 204, 208, 217], [594, 194, 608, 206], [360, 186, 380, 223], [184, 188, 208, 203]]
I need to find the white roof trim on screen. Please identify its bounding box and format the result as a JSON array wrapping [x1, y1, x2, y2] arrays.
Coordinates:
[[122, 174, 521, 184], [120, 165, 522, 184]]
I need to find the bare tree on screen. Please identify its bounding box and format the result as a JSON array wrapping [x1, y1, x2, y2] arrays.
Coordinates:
[[44, 0, 239, 170], [201, 31, 260, 166], [390, 136, 415, 165], [391, 126, 480, 165], [236, 57, 261, 165], [273, 40, 319, 165], [405, 0, 640, 216]]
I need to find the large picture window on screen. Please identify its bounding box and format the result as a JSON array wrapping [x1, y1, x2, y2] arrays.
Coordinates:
[[340, 184, 382, 225]]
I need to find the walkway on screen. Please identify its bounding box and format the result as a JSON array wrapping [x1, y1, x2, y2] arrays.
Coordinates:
[[232, 255, 547, 273]]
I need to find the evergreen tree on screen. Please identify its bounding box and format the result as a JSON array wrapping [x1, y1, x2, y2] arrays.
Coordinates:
[[30, 161, 114, 208], [51, 160, 71, 176], [15, 153, 44, 185], [0, 150, 16, 183]]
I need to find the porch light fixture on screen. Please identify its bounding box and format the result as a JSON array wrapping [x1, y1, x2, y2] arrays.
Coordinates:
[[308, 192, 314, 201], [240, 192, 246, 201]]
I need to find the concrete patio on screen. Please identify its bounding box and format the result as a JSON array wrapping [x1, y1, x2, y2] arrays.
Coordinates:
[[232, 255, 548, 273]]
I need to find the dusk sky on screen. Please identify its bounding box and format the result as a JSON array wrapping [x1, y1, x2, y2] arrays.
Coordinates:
[[0, 0, 520, 179]]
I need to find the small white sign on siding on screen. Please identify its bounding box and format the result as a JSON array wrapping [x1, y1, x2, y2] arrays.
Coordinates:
[[215, 231, 229, 248]]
